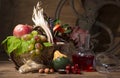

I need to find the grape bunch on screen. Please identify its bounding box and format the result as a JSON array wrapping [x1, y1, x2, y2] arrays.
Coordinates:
[[21, 30, 47, 57], [65, 64, 81, 74]]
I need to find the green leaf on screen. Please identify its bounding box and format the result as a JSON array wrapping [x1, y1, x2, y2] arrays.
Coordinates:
[[64, 29, 72, 33], [3, 36, 21, 55], [1, 36, 13, 45], [62, 24, 69, 28], [15, 40, 31, 55], [2, 36, 32, 55], [43, 42, 53, 47], [54, 19, 61, 25]]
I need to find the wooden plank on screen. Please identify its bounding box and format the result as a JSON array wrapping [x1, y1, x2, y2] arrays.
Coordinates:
[[0, 61, 120, 78]]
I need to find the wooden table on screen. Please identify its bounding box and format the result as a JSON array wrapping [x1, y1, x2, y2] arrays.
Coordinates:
[[0, 61, 120, 78]]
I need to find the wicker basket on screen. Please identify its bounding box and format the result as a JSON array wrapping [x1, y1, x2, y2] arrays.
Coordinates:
[[10, 46, 54, 69]]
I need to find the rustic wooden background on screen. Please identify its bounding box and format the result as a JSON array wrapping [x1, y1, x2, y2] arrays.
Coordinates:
[[0, 0, 120, 60], [0, 0, 84, 60]]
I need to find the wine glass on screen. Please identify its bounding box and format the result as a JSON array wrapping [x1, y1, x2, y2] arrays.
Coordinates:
[[94, 52, 120, 78]]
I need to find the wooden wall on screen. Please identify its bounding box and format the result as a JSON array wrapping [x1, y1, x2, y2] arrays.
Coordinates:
[[0, 0, 120, 60], [0, 0, 83, 43], [0, 0, 83, 60]]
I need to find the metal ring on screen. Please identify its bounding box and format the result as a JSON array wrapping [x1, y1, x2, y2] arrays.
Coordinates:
[[55, 0, 66, 19], [94, 21, 114, 53]]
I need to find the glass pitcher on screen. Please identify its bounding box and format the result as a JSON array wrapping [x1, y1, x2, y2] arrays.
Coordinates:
[[72, 33, 95, 72]]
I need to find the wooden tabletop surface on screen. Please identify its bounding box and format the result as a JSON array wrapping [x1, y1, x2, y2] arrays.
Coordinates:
[[0, 61, 120, 78]]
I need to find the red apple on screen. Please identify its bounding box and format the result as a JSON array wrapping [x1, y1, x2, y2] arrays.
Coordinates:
[[13, 24, 33, 38]]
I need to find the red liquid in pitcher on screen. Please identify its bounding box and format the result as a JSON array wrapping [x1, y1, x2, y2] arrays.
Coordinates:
[[72, 54, 94, 72]]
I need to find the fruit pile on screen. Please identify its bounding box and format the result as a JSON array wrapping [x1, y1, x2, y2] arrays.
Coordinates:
[[2, 24, 52, 56], [1, 2, 72, 73], [65, 64, 81, 74], [1, 2, 95, 74]]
